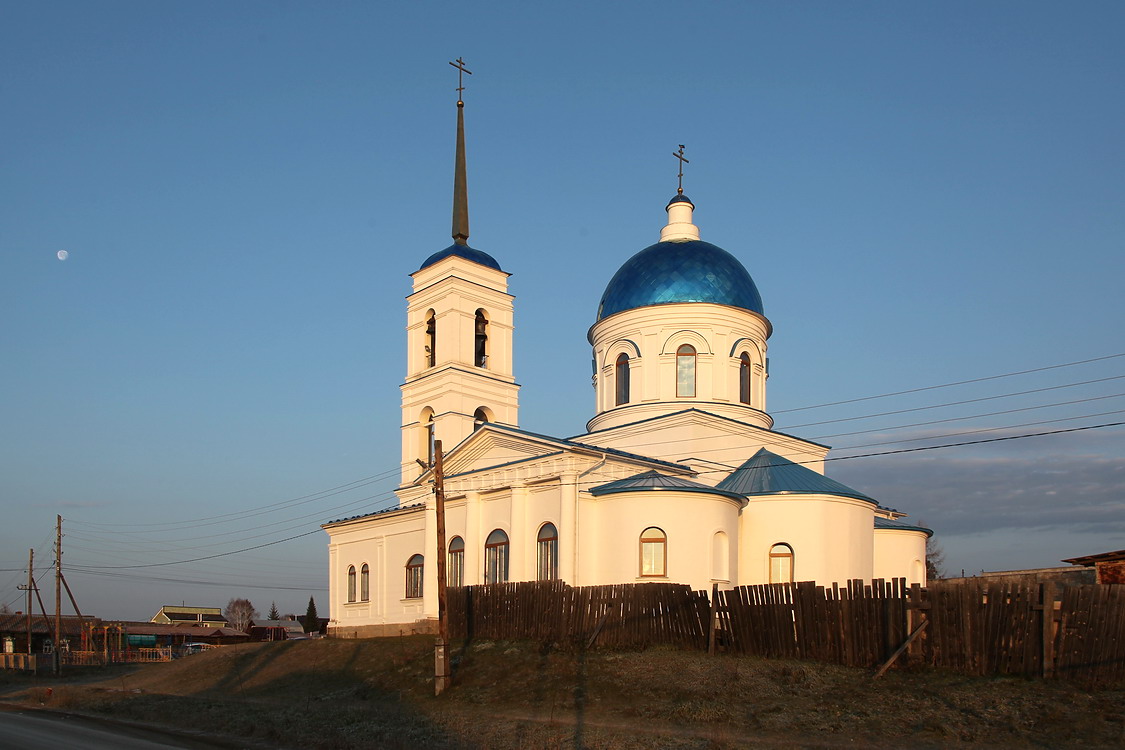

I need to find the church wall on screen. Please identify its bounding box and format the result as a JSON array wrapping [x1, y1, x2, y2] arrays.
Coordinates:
[[325, 509, 427, 633], [739, 495, 875, 585], [583, 490, 741, 591], [579, 416, 828, 483], [872, 528, 928, 586]]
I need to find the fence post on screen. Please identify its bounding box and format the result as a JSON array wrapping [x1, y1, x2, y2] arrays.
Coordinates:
[[907, 583, 923, 665], [708, 583, 719, 655], [1040, 581, 1056, 678]]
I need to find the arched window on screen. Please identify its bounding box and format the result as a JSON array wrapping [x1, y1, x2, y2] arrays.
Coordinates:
[[424, 310, 436, 367], [537, 523, 559, 581], [347, 565, 357, 603], [448, 537, 465, 587], [712, 531, 729, 582], [615, 353, 630, 405], [769, 543, 794, 584], [739, 353, 751, 405], [405, 554, 424, 599], [420, 408, 435, 467], [474, 309, 488, 367], [676, 345, 696, 398], [473, 407, 489, 432], [484, 529, 509, 584], [360, 563, 370, 602], [639, 527, 667, 577]]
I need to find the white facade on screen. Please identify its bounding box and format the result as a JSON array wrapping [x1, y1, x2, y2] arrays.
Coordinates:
[[323, 120, 929, 638]]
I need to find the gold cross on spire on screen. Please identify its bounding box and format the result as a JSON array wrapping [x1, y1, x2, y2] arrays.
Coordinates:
[[449, 57, 472, 105], [673, 144, 689, 195]]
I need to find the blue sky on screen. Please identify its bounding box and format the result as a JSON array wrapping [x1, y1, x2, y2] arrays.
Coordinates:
[[2, 2, 1123, 619]]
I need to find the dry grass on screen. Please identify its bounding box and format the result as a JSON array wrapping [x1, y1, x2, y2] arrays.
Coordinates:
[[1, 637, 1122, 749]]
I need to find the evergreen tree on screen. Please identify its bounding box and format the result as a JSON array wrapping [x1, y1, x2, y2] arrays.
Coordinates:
[[268, 601, 280, 621], [304, 596, 319, 633]]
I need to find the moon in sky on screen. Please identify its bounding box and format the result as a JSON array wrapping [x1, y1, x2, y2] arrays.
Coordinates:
[[57, 250, 68, 261]]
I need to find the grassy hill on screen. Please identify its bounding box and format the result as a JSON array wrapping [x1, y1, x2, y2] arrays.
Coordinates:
[[3, 636, 1123, 748]]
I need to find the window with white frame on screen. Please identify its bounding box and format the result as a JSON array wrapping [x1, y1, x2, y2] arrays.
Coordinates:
[[360, 563, 370, 601], [769, 543, 794, 584], [405, 554, 424, 598], [639, 527, 667, 577], [676, 345, 696, 397], [448, 536, 465, 587], [615, 353, 630, 405], [347, 565, 357, 603], [739, 352, 751, 405], [484, 529, 509, 584], [537, 523, 559, 580]]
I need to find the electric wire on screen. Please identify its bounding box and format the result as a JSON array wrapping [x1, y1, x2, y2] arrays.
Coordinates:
[[67, 419, 1125, 573], [779, 375, 1125, 430], [808, 392, 1125, 441], [830, 408, 1125, 451], [68, 468, 401, 531], [773, 352, 1125, 414]]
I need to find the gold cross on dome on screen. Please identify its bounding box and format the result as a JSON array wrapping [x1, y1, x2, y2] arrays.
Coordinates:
[[449, 57, 472, 104], [673, 144, 689, 195]]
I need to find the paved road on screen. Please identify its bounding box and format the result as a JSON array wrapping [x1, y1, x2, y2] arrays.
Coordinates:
[[0, 709, 207, 750]]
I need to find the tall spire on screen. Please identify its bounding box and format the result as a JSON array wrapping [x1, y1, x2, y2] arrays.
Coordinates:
[[449, 57, 472, 245]]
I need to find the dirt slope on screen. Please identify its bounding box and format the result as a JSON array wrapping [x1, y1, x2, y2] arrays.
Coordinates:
[[2, 637, 1122, 749]]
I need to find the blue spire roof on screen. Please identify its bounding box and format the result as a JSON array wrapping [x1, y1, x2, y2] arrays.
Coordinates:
[[596, 240, 764, 321], [590, 470, 745, 502], [419, 242, 503, 272], [716, 448, 876, 504]]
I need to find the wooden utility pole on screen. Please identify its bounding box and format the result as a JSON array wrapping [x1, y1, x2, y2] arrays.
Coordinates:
[[54, 515, 62, 675], [26, 548, 33, 656], [432, 440, 450, 695]]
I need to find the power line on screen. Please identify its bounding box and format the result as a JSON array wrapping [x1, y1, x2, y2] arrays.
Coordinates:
[[779, 375, 1125, 430], [809, 392, 1125, 441], [68, 569, 326, 591], [831, 409, 1125, 452], [68, 468, 401, 531], [774, 352, 1125, 414], [67, 527, 328, 570], [65, 420, 1124, 573]]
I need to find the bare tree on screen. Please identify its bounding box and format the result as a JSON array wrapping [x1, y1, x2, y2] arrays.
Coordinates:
[[224, 598, 258, 631], [924, 523, 946, 581]]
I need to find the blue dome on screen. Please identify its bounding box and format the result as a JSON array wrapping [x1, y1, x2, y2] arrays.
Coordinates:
[[419, 243, 502, 272], [596, 240, 764, 321]]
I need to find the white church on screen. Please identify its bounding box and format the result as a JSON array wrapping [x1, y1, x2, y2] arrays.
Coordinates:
[[323, 90, 930, 638]]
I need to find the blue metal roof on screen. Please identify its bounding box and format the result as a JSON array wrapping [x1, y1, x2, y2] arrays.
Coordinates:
[[716, 448, 876, 504], [419, 242, 502, 272], [324, 502, 424, 527], [590, 470, 745, 502], [874, 516, 933, 537], [666, 194, 694, 207], [596, 240, 764, 321], [476, 424, 693, 473]]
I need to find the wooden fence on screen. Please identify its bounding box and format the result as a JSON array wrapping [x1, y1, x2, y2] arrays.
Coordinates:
[[447, 580, 709, 649], [446, 579, 1125, 685]]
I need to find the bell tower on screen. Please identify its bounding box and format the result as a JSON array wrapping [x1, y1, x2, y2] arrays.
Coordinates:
[[399, 61, 520, 484]]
